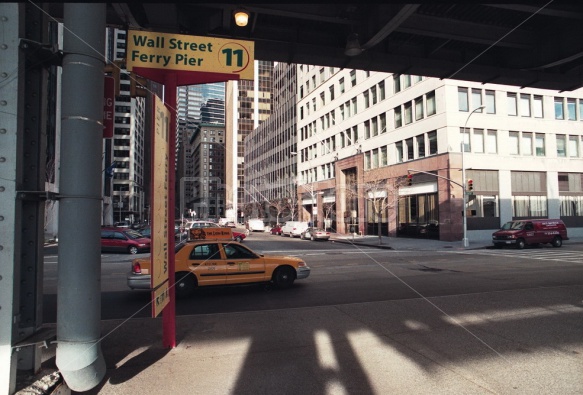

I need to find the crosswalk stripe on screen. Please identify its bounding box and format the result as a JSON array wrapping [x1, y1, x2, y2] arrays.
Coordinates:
[[450, 249, 583, 263]]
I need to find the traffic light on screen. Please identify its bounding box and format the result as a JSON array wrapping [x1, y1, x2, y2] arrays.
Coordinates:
[[407, 174, 413, 186], [129, 72, 149, 98], [467, 179, 474, 192]]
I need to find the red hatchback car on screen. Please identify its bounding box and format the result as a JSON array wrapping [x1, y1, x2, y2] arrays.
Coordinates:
[[101, 227, 151, 254]]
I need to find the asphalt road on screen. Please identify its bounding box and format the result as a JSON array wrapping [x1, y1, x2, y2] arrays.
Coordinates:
[[42, 232, 583, 324]]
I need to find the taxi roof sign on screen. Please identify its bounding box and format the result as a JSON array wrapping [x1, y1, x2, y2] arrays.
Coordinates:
[[189, 227, 233, 241]]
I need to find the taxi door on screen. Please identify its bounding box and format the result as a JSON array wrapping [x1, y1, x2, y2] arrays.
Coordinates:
[[187, 242, 227, 286], [222, 243, 266, 284]]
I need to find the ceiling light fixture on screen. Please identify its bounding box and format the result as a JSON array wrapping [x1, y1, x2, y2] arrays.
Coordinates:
[[344, 33, 363, 57], [234, 9, 249, 27]]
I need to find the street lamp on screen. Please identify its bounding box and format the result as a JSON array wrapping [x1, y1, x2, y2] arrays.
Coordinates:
[[462, 105, 485, 247]]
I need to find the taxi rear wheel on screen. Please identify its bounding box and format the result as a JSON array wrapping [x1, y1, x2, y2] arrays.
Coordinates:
[[273, 266, 295, 289], [175, 272, 197, 298]]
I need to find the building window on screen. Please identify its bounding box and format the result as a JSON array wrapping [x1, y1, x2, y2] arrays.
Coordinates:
[[371, 86, 377, 105], [371, 117, 378, 137], [396, 141, 403, 162], [339, 78, 345, 94], [485, 90, 496, 114], [461, 128, 471, 152], [507, 93, 517, 116], [329, 85, 335, 101], [350, 70, 356, 87], [319, 68, 325, 83], [320, 92, 325, 108], [380, 113, 386, 134], [372, 148, 379, 168], [458, 88, 469, 112], [379, 81, 385, 101], [487, 130, 497, 154], [580, 99, 583, 120], [364, 120, 371, 139], [520, 94, 531, 117], [513, 196, 547, 217], [406, 137, 414, 160], [556, 134, 567, 157], [403, 75, 411, 89], [428, 131, 437, 155], [473, 129, 484, 153], [394, 106, 402, 128], [364, 151, 371, 170], [404, 102, 413, 124], [567, 99, 577, 120], [380, 146, 388, 166], [426, 91, 436, 116], [416, 135, 425, 158], [555, 98, 564, 119], [569, 135, 579, 157], [415, 97, 424, 121], [393, 74, 401, 93], [535, 134, 545, 156], [363, 91, 370, 108], [522, 132, 533, 156], [472, 89, 482, 110], [509, 131, 519, 155]]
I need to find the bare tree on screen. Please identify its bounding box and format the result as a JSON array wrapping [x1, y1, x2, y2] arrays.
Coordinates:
[[322, 202, 335, 231], [284, 186, 299, 221], [346, 168, 404, 244], [268, 198, 288, 225]]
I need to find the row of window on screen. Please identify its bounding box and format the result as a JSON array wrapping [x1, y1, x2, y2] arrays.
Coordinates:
[[466, 194, 583, 218], [459, 87, 583, 122], [395, 91, 436, 128], [395, 131, 438, 163], [462, 129, 583, 158]]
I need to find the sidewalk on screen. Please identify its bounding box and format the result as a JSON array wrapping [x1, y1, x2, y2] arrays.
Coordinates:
[[329, 233, 491, 251]]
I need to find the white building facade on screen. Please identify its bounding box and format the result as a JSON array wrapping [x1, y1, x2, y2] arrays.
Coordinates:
[[296, 65, 583, 241]]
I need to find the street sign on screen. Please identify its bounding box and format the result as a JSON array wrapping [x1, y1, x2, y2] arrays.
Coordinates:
[[151, 95, 170, 317], [103, 76, 114, 138], [126, 30, 254, 80]]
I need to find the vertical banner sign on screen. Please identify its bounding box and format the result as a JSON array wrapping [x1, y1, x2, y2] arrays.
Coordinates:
[[151, 95, 170, 317], [103, 76, 114, 138]]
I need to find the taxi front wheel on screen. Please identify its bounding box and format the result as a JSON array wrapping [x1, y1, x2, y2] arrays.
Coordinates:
[[175, 272, 197, 298], [273, 266, 295, 289]]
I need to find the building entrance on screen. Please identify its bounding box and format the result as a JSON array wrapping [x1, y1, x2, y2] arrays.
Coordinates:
[[397, 193, 439, 239]]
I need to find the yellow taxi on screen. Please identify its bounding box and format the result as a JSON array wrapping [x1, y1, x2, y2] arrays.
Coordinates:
[[127, 232, 311, 298]]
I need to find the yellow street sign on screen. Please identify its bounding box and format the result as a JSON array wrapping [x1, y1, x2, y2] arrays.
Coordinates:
[[127, 30, 254, 80]]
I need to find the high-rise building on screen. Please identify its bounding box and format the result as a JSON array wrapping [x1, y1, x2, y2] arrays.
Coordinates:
[[225, 60, 274, 223], [104, 27, 147, 225], [244, 62, 297, 224], [176, 82, 225, 218]]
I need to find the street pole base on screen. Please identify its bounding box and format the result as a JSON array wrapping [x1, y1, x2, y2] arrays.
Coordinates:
[[462, 238, 469, 248]]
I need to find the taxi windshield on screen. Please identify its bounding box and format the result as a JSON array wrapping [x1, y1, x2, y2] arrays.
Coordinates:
[[501, 221, 524, 230]]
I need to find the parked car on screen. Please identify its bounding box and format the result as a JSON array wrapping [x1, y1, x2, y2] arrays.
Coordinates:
[[232, 231, 246, 242], [114, 221, 131, 228], [226, 221, 236, 228], [280, 221, 309, 237], [300, 227, 330, 241], [270, 225, 282, 235], [127, 239, 311, 298], [138, 225, 184, 241], [101, 227, 150, 254], [247, 218, 265, 232], [492, 219, 568, 249]]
